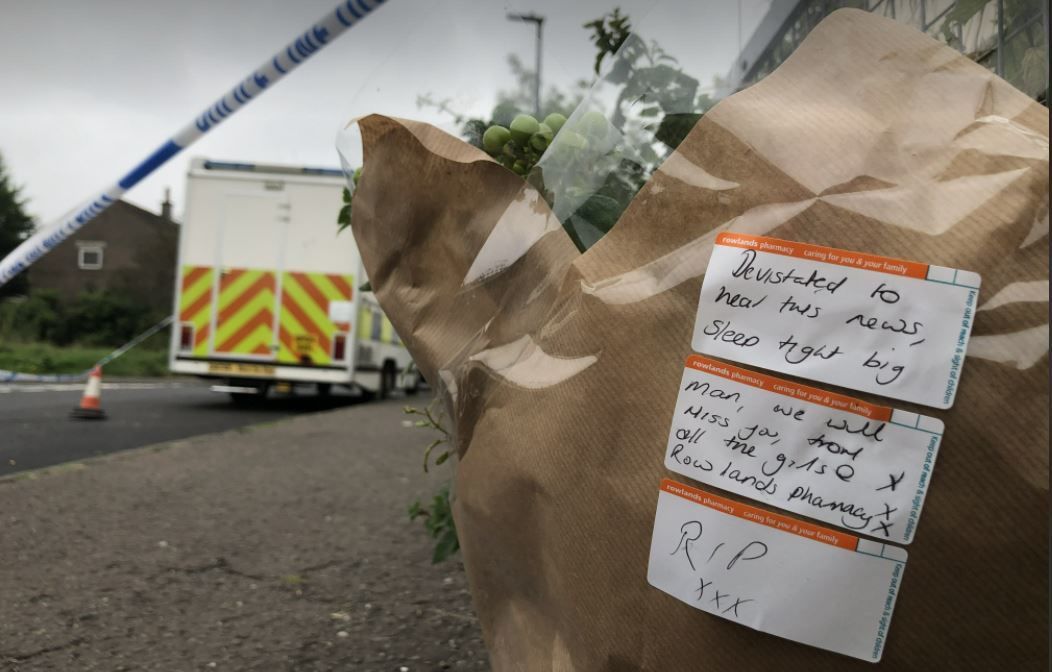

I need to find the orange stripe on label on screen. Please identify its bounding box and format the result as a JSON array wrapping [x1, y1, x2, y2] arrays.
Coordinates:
[[686, 355, 892, 421], [660, 479, 859, 550], [715, 232, 929, 279], [216, 310, 273, 353]]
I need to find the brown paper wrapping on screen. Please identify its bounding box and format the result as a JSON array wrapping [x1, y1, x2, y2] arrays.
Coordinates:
[[349, 9, 1048, 671]]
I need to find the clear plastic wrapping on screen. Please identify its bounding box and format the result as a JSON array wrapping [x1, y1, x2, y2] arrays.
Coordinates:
[[338, 8, 1048, 670]]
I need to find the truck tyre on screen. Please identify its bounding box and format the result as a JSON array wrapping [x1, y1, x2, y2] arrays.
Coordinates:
[[229, 391, 255, 405], [379, 362, 396, 400]]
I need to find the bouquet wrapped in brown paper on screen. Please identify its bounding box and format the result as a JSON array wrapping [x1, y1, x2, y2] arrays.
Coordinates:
[[344, 9, 1048, 671]]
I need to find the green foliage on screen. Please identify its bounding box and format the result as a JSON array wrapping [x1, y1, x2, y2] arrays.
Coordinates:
[[480, 111, 567, 176], [655, 112, 705, 150], [337, 187, 352, 232], [0, 337, 169, 377], [346, 11, 722, 263], [0, 289, 63, 343], [0, 287, 170, 375], [486, 10, 716, 251], [584, 7, 632, 76], [408, 485, 459, 564], [404, 398, 452, 472], [337, 167, 362, 234], [65, 291, 159, 347], [0, 288, 163, 347], [397, 10, 723, 253], [0, 152, 35, 299], [589, 13, 714, 143], [404, 399, 459, 563], [415, 52, 587, 156]]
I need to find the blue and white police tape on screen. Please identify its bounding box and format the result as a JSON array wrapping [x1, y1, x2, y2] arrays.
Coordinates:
[[0, 315, 173, 383], [0, 0, 387, 287]]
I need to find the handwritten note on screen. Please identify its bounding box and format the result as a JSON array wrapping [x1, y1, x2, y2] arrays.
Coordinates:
[[693, 233, 980, 408], [649, 479, 907, 662], [664, 356, 942, 544]]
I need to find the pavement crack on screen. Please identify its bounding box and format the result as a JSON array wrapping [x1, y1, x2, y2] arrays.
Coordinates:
[[157, 556, 266, 582], [2, 637, 84, 663], [430, 607, 478, 623], [296, 559, 341, 574]]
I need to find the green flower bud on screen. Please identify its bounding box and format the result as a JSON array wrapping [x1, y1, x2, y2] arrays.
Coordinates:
[[482, 125, 512, 154], [509, 114, 540, 146], [530, 123, 553, 151], [542, 113, 566, 135]]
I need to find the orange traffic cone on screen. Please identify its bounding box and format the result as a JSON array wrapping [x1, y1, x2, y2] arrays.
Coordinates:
[[71, 366, 107, 420]]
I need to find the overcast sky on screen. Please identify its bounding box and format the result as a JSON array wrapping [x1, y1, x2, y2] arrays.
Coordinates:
[[1, 0, 772, 224]]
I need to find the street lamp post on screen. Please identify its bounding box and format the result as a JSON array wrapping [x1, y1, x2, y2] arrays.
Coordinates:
[[507, 12, 545, 117]]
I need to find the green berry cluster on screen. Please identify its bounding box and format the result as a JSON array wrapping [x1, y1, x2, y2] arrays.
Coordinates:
[[482, 112, 567, 175]]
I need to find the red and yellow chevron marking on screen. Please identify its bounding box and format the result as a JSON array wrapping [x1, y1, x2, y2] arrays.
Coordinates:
[[178, 265, 214, 356], [278, 271, 354, 365], [213, 268, 277, 356]]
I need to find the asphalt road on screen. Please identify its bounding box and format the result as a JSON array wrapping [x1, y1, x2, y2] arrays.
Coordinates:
[[0, 396, 488, 670], [0, 378, 373, 477]]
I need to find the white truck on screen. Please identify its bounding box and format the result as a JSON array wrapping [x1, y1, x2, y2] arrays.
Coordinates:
[[168, 158, 417, 400]]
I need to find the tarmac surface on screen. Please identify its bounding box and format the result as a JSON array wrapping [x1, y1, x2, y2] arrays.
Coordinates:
[[0, 397, 488, 671], [0, 379, 369, 478]]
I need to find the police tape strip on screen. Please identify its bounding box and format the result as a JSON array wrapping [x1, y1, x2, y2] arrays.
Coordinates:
[[0, 0, 387, 287], [0, 315, 173, 383]]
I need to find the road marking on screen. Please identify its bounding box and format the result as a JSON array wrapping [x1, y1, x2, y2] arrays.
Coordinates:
[[0, 382, 186, 394]]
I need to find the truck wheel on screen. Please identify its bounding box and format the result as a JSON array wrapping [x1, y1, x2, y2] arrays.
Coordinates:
[[229, 391, 254, 405], [379, 362, 396, 400]]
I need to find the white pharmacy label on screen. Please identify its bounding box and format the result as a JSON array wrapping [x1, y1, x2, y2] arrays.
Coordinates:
[[693, 232, 980, 408], [666, 356, 942, 544], [649, 479, 907, 662]]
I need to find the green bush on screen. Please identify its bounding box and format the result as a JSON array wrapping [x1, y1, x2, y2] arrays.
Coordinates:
[[0, 289, 64, 343], [0, 289, 164, 348], [62, 290, 159, 347]]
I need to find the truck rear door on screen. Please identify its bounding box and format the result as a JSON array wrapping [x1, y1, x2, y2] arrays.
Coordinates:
[[210, 191, 287, 361]]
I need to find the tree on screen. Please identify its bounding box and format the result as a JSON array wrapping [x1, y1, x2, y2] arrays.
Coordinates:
[[0, 153, 35, 298]]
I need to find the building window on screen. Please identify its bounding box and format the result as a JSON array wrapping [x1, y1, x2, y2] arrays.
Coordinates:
[[77, 242, 105, 270]]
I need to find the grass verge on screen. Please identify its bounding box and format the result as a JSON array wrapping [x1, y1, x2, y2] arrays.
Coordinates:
[[0, 333, 169, 377]]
